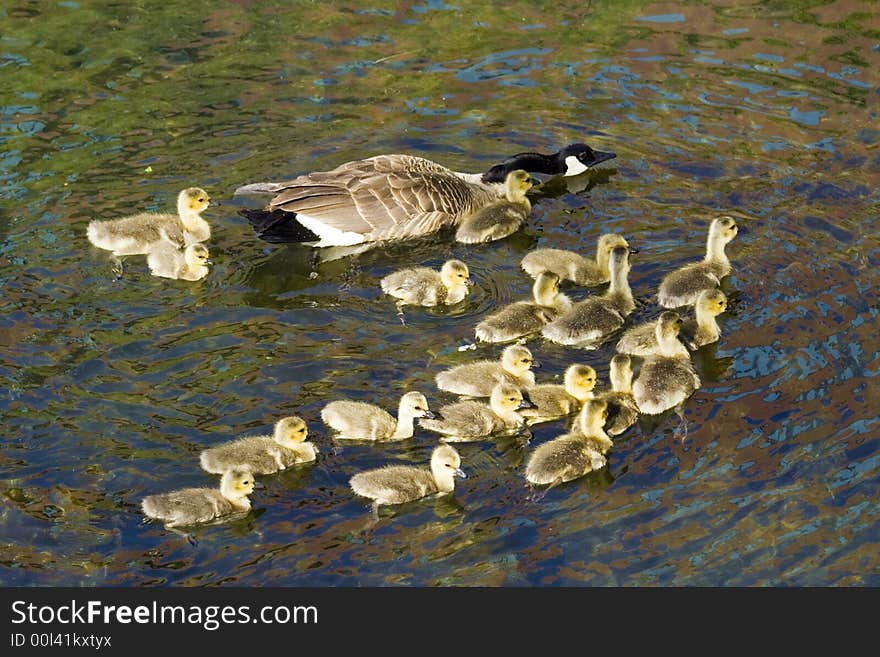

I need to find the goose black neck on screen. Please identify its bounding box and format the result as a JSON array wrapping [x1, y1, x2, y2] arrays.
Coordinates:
[[481, 152, 561, 183]]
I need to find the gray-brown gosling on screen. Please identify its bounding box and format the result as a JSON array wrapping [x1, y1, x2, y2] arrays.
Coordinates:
[[541, 245, 635, 347], [475, 271, 571, 343], [141, 467, 254, 529], [519, 364, 597, 425], [349, 444, 466, 516], [434, 344, 539, 397], [321, 391, 434, 441], [419, 382, 534, 442], [657, 215, 738, 308], [524, 397, 613, 487], [594, 353, 640, 437], [616, 290, 727, 355], [147, 242, 212, 281], [520, 233, 635, 286], [632, 312, 701, 416], [455, 169, 534, 244], [380, 259, 472, 307], [199, 416, 317, 475], [87, 187, 211, 256]]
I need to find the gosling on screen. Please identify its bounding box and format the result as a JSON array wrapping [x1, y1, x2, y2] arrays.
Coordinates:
[[541, 245, 635, 347], [519, 364, 597, 425], [524, 398, 613, 487], [594, 353, 640, 436], [657, 215, 738, 308], [86, 187, 211, 256], [349, 444, 466, 515], [419, 382, 534, 442], [321, 391, 434, 441], [632, 312, 701, 416], [141, 467, 254, 529], [380, 259, 471, 307], [455, 170, 534, 244], [475, 272, 571, 343], [147, 241, 211, 281], [199, 416, 317, 475], [521, 233, 634, 286], [616, 290, 727, 355], [434, 344, 539, 397]]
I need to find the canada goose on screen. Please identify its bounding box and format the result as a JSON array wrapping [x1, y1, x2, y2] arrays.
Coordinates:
[[475, 272, 571, 343], [146, 242, 212, 281], [657, 216, 738, 308], [632, 312, 701, 416], [321, 391, 434, 441], [521, 233, 635, 286], [454, 170, 534, 244], [235, 143, 616, 247], [86, 187, 211, 256], [519, 364, 597, 424], [524, 398, 613, 487], [141, 467, 254, 529], [349, 444, 466, 515], [380, 259, 471, 307], [199, 416, 317, 475], [541, 246, 635, 347], [616, 290, 727, 355], [419, 382, 534, 442], [434, 344, 539, 397], [594, 353, 640, 436]]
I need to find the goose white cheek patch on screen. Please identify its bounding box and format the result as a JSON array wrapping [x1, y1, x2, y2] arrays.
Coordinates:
[[564, 155, 589, 176]]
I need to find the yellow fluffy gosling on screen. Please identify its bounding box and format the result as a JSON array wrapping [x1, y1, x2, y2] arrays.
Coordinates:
[[141, 467, 254, 529], [199, 416, 317, 475]]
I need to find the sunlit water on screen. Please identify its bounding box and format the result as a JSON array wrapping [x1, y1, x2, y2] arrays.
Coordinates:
[[1, 1, 877, 586]]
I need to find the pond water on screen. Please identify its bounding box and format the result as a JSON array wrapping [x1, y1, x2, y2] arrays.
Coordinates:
[[1, 0, 877, 586]]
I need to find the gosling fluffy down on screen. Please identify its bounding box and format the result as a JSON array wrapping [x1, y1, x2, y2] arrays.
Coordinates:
[[434, 344, 538, 397], [419, 382, 534, 442], [321, 391, 434, 441], [632, 313, 701, 416], [141, 467, 254, 529], [524, 398, 613, 486], [519, 364, 597, 424], [520, 233, 633, 286], [594, 353, 640, 437], [199, 416, 317, 475], [349, 444, 466, 509], [147, 242, 212, 281], [475, 272, 571, 343], [87, 187, 211, 256], [657, 215, 738, 308], [380, 259, 471, 307], [455, 169, 534, 244]]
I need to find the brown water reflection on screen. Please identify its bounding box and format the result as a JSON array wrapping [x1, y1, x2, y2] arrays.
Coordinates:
[[0, 1, 877, 586]]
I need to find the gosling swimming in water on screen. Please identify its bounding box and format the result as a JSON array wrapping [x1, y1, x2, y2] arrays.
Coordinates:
[[455, 170, 534, 244], [475, 272, 571, 343], [524, 398, 613, 487], [541, 245, 635, 347], [518, 364, 597, 425], [321, 391, 434, 441], [434, 344, 539, 397], [199, 416, 317, 475], [632, 312, 701, 416], [141, 467, 254, 529], [87, 187, 211, 256], [349, 444, 466, 516], [419, 382, 534, 442], [657, 215, 738, 308], [380, 259, 471, 307], [594, 353, 640, 437], [520, 233, 634, 286], [147, 242, 212, 281]]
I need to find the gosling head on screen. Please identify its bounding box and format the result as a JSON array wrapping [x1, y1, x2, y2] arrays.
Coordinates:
[[439, 259, 471, 289], [500, 344, 538, 377], [430, 444, 466, 491], [577, 397, 609, 435], [220, 467, 255, 500], [533, 271, 562, 306], [184, 243, 211, 268], [697, 288, 728, 317], [503, 169, 535, 201], [180, 187, 211, 214], [564, 364, 598, 401], [598, 233, 637, 257], [709, 215, 738, 244], [490, 382, 534, 415], [400, 391, 435, 419], [656, 310, 683, 343], [608, 245, 632, 278], [273, 416, 309, 448], [609, 353, 634, 392]]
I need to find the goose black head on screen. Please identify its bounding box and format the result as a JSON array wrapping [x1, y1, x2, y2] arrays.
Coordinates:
[[482, 142, 617, 183]]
